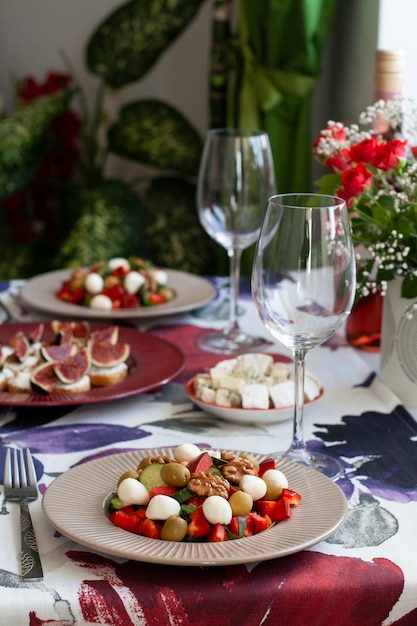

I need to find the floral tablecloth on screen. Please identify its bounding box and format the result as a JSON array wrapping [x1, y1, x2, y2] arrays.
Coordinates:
[[0, 277, 416, 626]]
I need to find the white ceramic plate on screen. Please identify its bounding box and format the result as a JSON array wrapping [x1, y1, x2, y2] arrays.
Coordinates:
[[42, 447, 347, 567], [20, 268, 216, 319], [185, 374, 324, 424]]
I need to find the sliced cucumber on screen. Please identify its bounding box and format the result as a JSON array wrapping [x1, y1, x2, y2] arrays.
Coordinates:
[[139, 463, 167, 491]]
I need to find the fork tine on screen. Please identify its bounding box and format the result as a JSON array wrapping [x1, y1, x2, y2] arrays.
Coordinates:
[[4, 448, 11, 488], [25, 449, 37, 488]]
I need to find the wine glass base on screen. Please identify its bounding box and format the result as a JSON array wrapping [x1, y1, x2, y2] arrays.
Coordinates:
[[197, 330, 272, 355], [280, 448, 343, 481]]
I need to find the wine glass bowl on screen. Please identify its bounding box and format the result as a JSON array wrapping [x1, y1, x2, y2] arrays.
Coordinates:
[[252, 193, 356, 479], [197, 128, 276, 354]]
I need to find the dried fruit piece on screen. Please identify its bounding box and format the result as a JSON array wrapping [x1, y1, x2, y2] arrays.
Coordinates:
[[53, 348, 91, 383], [88, 340, 130, 367], [30, 362, 57, 393]]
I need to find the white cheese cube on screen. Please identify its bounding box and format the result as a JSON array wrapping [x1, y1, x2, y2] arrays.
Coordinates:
[[215, 388, 241, 407], [271, 362, 291, 383], [304, 375, 321, 401], [210, 361, 237, 388], [269, 380, 295, 408], [194, 373, 212, 392], [199, 386, 217, 404], [241, 384, 270, 409], [234, 353, 274, 379]]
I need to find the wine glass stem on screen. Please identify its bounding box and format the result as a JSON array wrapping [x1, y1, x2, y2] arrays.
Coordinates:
[[290, 348, 308, 455], [226, 247, 242, 336]]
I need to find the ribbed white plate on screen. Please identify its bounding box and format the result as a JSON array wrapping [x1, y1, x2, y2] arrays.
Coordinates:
[[20, 269, 216, 319], [42, 447, 347, 566]]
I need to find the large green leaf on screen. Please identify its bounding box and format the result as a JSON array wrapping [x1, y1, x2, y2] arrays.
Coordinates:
[[142, 177, 219, 274], [0, 89, 74, 200], [54, 179, 144, 268], [86, 0, 205, 88], [108, 100, 202, 176]]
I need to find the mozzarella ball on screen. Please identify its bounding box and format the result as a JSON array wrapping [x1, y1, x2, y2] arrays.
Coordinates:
[[84, 272, 104, 295], [89, 294, 113, 310], [146, 494, 181, 520], [261, 469, 288, 489], [108, 257, 130, 271], [239, 475, 267, 501], [124, 270, 145, 294], [202, 495, 233, 525], [117, 478, 149, 506], [205, 449, 222, 460], [174, 443, 201, 463], [152, 268, 168, 285]]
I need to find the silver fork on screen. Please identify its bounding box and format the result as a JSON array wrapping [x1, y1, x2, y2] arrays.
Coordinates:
[[3, 448, 44, 581]]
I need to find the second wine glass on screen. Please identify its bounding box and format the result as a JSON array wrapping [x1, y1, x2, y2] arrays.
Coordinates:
[[252, 193, 356, 479], [197, 128, 276, 354]]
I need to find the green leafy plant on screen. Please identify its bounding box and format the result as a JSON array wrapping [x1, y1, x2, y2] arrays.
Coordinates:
[[0, 0, 219, 278]]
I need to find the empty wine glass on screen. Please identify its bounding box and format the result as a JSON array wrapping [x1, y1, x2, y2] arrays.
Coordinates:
[[252, 193, 356, 479], [197, 128, 276, 354]]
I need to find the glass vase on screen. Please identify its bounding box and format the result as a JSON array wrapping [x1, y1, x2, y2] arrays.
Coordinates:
[[346, 291, 383, 351]]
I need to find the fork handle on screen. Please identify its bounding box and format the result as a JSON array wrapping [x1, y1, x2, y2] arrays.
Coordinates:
[[20, 499, 44, 581]]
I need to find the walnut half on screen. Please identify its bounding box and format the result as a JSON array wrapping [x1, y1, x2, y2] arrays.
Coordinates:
[[188, 472, 230, 498], [220, 453, 257, 484]]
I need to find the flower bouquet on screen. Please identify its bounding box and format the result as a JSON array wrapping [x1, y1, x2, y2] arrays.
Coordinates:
[[313, 99, 417, 300]]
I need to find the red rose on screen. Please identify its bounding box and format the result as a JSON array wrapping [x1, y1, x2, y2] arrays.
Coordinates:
[[349, 136, 380, 164], [372, 138, 407, 171], [325, 148, 352, 173], [339, 163, 373, 205]]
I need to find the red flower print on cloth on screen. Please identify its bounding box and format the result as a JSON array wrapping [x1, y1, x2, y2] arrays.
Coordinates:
[[55, 550, 405, 626]]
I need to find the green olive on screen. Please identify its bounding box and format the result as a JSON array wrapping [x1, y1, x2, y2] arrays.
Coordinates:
[[264, 479, 283, 501], [161, 515, 188, 541], [160, 462, 191, 488], [117, 469, 139, 486], [229, 490, 253, 516]]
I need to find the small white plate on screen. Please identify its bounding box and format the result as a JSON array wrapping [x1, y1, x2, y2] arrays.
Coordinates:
[[185, 374, 324, 425]]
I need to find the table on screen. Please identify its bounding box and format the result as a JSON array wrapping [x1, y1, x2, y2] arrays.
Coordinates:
[[0, 277, 416, 626]]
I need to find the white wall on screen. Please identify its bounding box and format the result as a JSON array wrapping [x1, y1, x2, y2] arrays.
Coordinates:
[[0, 0, 212, 135]]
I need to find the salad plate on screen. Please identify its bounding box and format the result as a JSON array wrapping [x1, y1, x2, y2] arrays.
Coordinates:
[[20, 268, 216, 320], [0, 322, 184, 406], [42, 447, 347, 566]]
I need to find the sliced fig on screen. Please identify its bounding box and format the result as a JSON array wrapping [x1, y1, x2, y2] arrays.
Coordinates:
[[51, 320, 90, 343], [40, 343, 76, 362], [53, 348, 91, 383], [30, 362, 57, 394], [51, 320, 71, 335], [28, 323, 44, 343], [72, 321, 90, 340], [9, 332, 30, 362], [90, 326, 119, 345], [88, 340, 130, 368]]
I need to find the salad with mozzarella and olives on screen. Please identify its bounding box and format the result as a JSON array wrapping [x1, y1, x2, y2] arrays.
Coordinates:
[[108, 444, 302, 542], [56, 256, 175, 310]]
